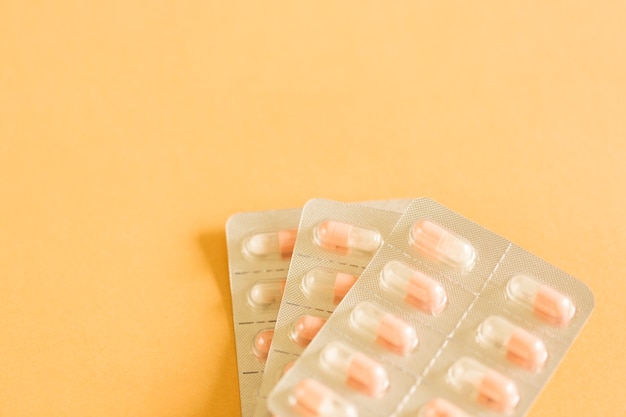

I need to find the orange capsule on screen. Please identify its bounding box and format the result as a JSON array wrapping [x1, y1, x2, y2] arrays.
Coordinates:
[[320, 341, 389, 398], [290, 378, 358, 417], [244, 229, 298, 259], [380, 260, 447, 315], [290, 315, 327, 347], [253, 329, 274, 362], [301, 268, 358, 304], [419, 398, 470, 417], [349, 302, 418, 355], [248, 278, 287, 309], [477, 316, 548, 371], [507, 274, 576, 326], [313, 220, 381, 254], [410, 220, 476, 273], [448, 357, 519, 413]]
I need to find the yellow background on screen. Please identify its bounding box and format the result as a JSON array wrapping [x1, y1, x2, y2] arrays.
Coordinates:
[[1, 1, 625, 416]]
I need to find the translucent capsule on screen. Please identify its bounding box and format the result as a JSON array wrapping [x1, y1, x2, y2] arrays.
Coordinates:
[[507, 274, 576, 326], [380, 260, 448, 314], [243, 229, 297, 259], [253, 329, 274, 362], [320, 341, 389, 398], [419, 398, 470, 417], [349, 302, 418, 355], [477, 316, 548, 371], [289, 378, 358, 417], [447, 357, 519, 413], [410, 220, 476, 273], [313, 220, 381, 255], [301, 268, 358, 304], [248, 279, 286, 309], [290, 315, 327, 347]]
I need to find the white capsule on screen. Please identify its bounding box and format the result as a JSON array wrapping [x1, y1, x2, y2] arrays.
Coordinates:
[[380, 260, 447, 314], [349, 302, 418, 355], [248, 279, 286, 309], [243, 229, 297, 259], [320, 341, 389, 398], [289, 378, 358, 417], [409, 220, 476, 273], [313, 220, 381, 254], [447, 357, 519, 413], [507, 274, 576, 326], [477, 316, 548, 371], [301, 268, 358, 304]]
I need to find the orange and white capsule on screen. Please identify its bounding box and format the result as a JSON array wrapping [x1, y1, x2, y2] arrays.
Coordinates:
[[349, 302, 418, 355], [289, 378, 358, 417], [313, 220, 381, 255], [507, 274, 575, 326], [419, 398, 470, 417], [477, 316, 548, 371], [253, 329, 274, 362], [290, 315, 327, 347], [410, 220, 476, 273], [380, 260, 448, 315], [301, 268, 358, 304], [448, 357, 519, 413], [243, 229, 297, 259], [248, 278, 286, 309], [320, 341, 389, 398]]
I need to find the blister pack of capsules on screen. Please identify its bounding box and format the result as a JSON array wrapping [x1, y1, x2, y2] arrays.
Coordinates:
[[254, 199, 411, 417], [227, 201, 411, 417], [267, 198, 594, 417]]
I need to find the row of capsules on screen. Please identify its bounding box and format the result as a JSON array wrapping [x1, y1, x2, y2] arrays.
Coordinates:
[[226, 200, 411, 417], [254, 199, 412, 417], [267, 198, 594, 417]]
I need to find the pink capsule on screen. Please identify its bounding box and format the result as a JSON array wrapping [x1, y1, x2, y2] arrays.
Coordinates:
[[244, 229, 297, 259], [419, 398, 470, 417], [380, 260, 447, 314], [507, 274, 576, 326], [290, 378, 358, 417], [448, 357, 519, 413], [313, 220, 381, 254], [477, 316, 548, 371], [320, 341, 389, 398], [301, 268, 358, 304], [253, 329, 274, 362], [349, 302, 418, 355], [410, 220, 476, 272], [290, 315, 327, 347]]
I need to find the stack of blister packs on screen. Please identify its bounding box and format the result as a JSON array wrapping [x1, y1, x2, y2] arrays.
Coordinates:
[[225, 199, 594, 417]]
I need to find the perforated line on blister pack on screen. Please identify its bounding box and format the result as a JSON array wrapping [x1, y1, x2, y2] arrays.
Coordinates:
[[390, 243, 513, 417]]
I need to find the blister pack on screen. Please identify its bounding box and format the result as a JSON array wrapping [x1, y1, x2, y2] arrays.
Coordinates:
[[267, 198, 594, 417], [227, 201, 411, 417], [253, 199, 411, 417]]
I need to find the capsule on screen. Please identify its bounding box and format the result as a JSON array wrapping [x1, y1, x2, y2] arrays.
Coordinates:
[[349, 302, 418, 355], [301, 268, 358, 304], [320, 341, 389, 398], [380, 261, 447, 314], [507, 274, 575, 326], [477, 316, 548, 371], [313, 220, 381, 254], [253, 329, 274, 362], [243, 229, 297, 259], [248, 278, 286, 309], [419, 398, 470, 417], [289, 378, 358, 417], [448, 357, 519, 413], [290, 315, 327, 347], [410, 220, 476, 273]]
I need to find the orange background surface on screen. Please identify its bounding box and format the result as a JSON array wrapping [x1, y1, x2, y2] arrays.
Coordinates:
[[1, 2, 625, 416]]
